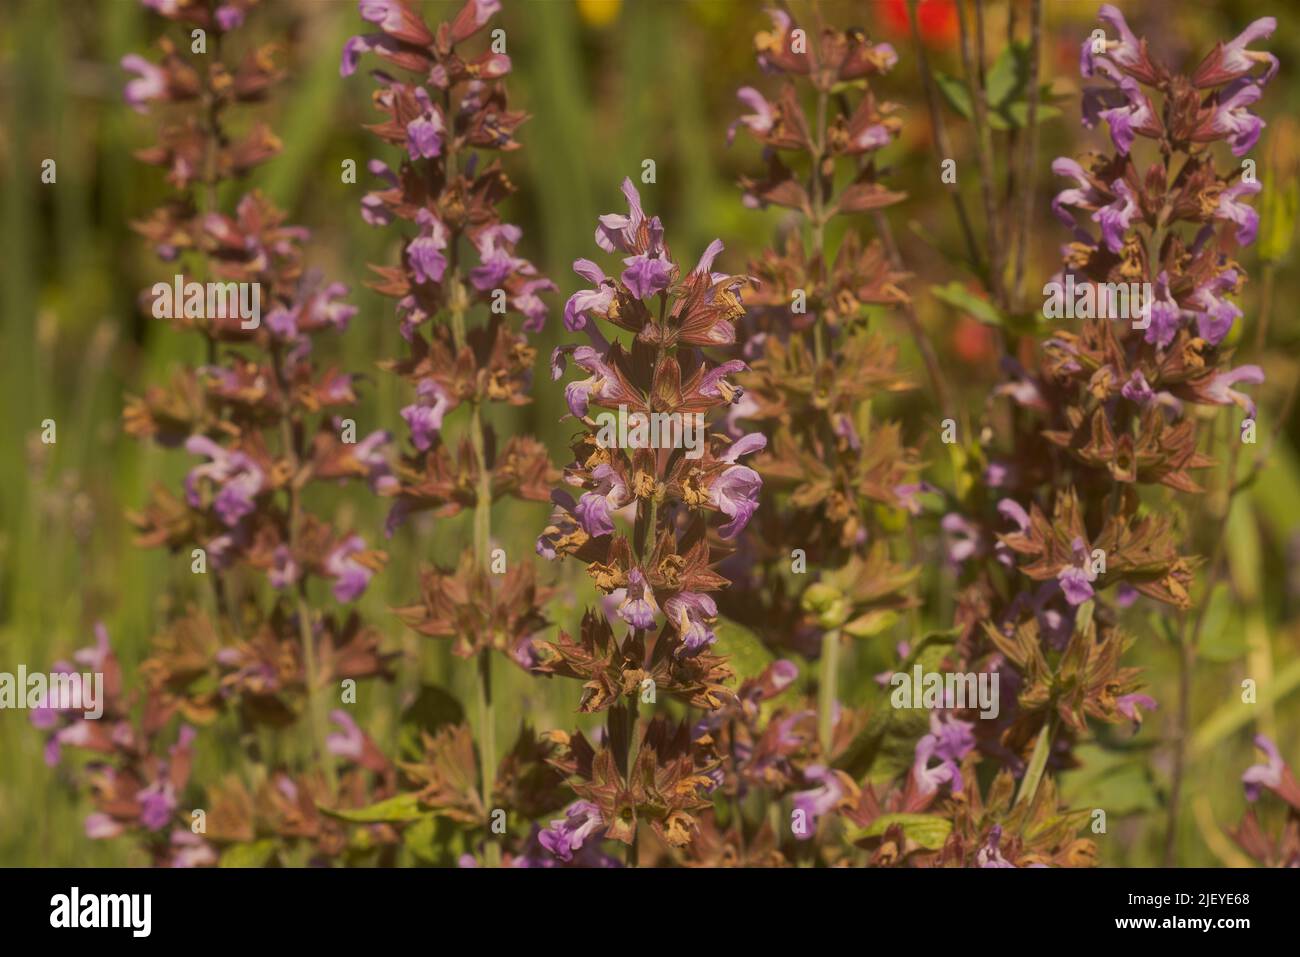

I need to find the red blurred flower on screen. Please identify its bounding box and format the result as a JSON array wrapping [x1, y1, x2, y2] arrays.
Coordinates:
[[881, 0, 958, 47]]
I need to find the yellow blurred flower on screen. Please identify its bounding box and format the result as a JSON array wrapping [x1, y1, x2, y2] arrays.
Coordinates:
[[576, 0, 621, 28]]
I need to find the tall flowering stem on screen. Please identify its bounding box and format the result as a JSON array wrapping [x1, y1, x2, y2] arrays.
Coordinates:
[[37, 0, 403, 866], [344, 0, 558, 867], [726, 7, 922, 787], [922, 5, 1273, 864], [536, 177, 762, 861]]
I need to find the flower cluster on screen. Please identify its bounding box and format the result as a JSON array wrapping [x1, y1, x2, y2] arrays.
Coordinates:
[[716, 6, 939, 859], [725, 8, 920, 647], [343, 0, 565, 867], [905, 5, 1274, 865], [1231, 736, 1300, 867], [530, 177, 765, 858], [38, 0, 400, 866]]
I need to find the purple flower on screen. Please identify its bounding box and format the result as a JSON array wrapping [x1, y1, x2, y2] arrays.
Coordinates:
[[699, 360, 749, 401], [326, 709, 365, 761], [1081, 5, 1142, 78], [468, 223, 526, 291], [354, 429, 397, 495], [621, 249, 674, 300], [1057, 558, 1095, 605], [562, 346, 617, 418], [574, 492, 615, 537], [184, 435, 264, 527], [407, 87, 444, 160], [310, 281, 359, 331], [1050, 157, 1103, 225], [573, 464, 630, 538], [996, 498, 1031, 533], [564, 260, 617, 331], [727, 87, 775, 145], [976, 825, 1015, 868], [595, 178, 648, 254], [401, 379, 452, 451], [215, 4, 244, 31], [1204, 364, 1264, 419], [137, 780, 177, 831], [407, 209, 448, 285], [168, 829, 217, 868], [1242, 734, 1284, 802], [339, 34, 380, 78], [616, 568, 659, 630], [1206, 80, 1266, 156], [122, 54, 166, 113], [325, 534, 374, 602], [1081, 56, 1160, 156], [1215, 180, 1261, 245], [1092, 179, 1140, 253], [1121, 370, 1155, 406], [538, 801, 604, 863], [1143, 271, 1182, 347], [929, 712, 975, 765], [709, 435, 763, 539], [511, 278, 556, 333], [912, 713, 973, 796], [894, 481, 936, 516], [85, 813, 125, 840], [941, 513, 982, 564], [1116, 692, 1157, 725], [1212, 18, 1278, 86], [269, 545, 301, 589], [1190, 269, 1242, 345], [792, 765, 844, 839], [665, 591, 719, 657], [912, 735, 957, 796]]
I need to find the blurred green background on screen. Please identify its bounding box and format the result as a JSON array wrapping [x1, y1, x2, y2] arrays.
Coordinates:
[[1, 0, 1298, 866]]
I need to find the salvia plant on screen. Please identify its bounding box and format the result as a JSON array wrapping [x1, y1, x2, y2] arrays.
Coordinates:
[[25, 0, 1290, 871], [923, 4, 1275, 866], [343, 0, 567, 867], [35, 0, 400, 866]]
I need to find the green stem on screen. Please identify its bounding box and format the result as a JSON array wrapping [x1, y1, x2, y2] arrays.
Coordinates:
[[470, 402, 491, 562], [269, 343, 336, 793], [1016, 711, 1057, 807], [295, 586, 336, 793], [817, 628, 841, 755], [625, 696, 639, 867], [476, 649, 499, 867]]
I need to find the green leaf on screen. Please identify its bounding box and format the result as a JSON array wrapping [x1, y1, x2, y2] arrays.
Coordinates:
[[1192, 658, 1300, 758], [986, 42, 1029, 109], [1060, 745, 1160, 816], [1002, 102, 1063, 128], [1259, 176, 1297, 263], [716, 617, 776, 684], [933, 71, 974, 122], [321, 793, 428, 824], [1196, 582, 1246, 663], [846, 813, 953, 850], [931, 281, 1004, 326], [836, 629, 960, 779], [219, 839, 278, 868], [843, 608, 899, 639], [402, 814, 441, 864]]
